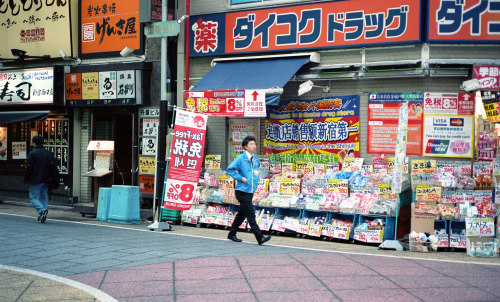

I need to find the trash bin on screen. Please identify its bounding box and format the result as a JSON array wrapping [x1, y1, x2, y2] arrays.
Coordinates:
[[96, 187, 112, 221], [107, 185, 141, 224]]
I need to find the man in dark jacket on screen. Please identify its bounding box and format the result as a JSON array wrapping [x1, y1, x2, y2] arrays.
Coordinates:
[[24, 135, 58, 223]]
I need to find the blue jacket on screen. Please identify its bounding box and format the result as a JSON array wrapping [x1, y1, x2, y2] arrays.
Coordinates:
[[226, 153, 260, 193]]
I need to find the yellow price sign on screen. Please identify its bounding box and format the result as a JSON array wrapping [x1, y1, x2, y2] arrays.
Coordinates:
[[416, 185, 442, 202], [411, 160, 436, 175], [296, 161, 314, 175], [378, 183, 396, 200], [328, 179, 348, 194], [205, 155, 221, 169], [218, 175, 234, 190], [282, 162, 295, 172], [281, 178, 301, 195]]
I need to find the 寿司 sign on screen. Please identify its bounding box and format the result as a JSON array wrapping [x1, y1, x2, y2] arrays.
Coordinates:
[[163, 110, 207, 211], [184, 90, 266, 117]]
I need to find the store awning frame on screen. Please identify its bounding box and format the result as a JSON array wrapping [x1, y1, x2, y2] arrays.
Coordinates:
[[0, 111, 50, 123], [191, 53, 319, 106]]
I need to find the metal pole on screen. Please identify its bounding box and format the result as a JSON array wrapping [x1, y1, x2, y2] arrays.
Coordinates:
[[148, 0, 171, 231]]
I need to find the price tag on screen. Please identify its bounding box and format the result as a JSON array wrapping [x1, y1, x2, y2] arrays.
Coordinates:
[[271, 219, 286, 232], [378, 183, 396, 200], [334, 226, 351, 240], [415, 185, 442, 202], [342, 158, 363, 172], [366, 229, 384, 243], [449, 235, 467, 248], [466, 218, 495, 236], [494, 158, 500, 177], [361, 165, 372, 176], [281, 178, 301, 195], [314, 163, 325, 175], [473, 162, 492, 175], [270, 161, 282, 174], [437, 234, 449, 247], [259, 219, 272, 231], [411, 160, 436, 175], [308, 224, 322, 237], [281, 162, 295, 172], [260, 161, 270, 172], [297, 221, 310, 234], [454, 161, 472, 175], [436, 161, 455, 174], [296, 161, 307, 174], [321, 224, 336, 238], [205, 155, 221, 169], [474, 190, 493, 204], [326, 162, 339, 174], [328, 179, 349, 194], [218, 175, 234, 190], [354, 229, 367, 242]]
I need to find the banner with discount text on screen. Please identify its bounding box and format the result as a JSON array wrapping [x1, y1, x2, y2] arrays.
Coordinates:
[[163, 110, 208, 210], [184, 90, 266, 117], [263, 96, 359, 160]]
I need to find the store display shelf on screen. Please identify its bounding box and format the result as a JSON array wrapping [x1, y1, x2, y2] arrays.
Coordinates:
[[358, 214, 396, 241]]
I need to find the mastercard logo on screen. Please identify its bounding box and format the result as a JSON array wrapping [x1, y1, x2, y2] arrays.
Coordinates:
[[450, 118, 463, 126]]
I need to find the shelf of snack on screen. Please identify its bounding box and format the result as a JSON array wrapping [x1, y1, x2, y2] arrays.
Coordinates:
[[186, 155, 411, 245], [409, 159, 499, 255]]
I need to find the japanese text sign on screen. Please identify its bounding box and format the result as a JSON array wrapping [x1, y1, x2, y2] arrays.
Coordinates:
[[0, 68, 54, 105], [264, 96, 360, 158], [205, 155, 221, 169], [416, 185, 442, 202], [80, 0, 141, 56], [367, 93, 423, 156], [481, 91, 500, 123], [328, 179, 349, 194], [189, 0, 421, 57], [281, 178, 301, 195], [66, 70, 140, 106], [466, 218, 495, 237], [185, 90, 266, 117], [474, 66, 500, 90], [218, 175, 234, 190], [0, 0, 72, 59], [422, 115, 474, 158], [139, 175, 155, 194], [163, 110, 208, 211], [428, 0, 500, 42], [138, 156, 155, 174]]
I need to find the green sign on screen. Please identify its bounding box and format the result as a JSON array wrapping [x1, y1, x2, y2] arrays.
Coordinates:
[[144, 21, 180, 38]]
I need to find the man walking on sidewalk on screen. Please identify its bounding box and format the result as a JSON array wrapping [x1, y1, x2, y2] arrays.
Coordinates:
[[24, 135, 58, 223], [226, 136, 271, 245]]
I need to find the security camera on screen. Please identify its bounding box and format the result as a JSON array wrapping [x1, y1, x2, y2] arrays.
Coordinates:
[[177, 15, 188, 24], [11, 48, 27, 58], [460, 79, 481, 92], [120, 47, 134, 57]]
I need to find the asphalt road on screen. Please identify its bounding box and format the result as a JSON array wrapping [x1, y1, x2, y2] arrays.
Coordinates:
[[1, 203, 500, 301]]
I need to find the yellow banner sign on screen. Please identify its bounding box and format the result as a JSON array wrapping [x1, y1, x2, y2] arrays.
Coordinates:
[[139, 156, 156, 174]]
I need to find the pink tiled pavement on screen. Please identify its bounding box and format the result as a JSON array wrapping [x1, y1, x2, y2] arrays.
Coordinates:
[[66, 252, 500, 301]]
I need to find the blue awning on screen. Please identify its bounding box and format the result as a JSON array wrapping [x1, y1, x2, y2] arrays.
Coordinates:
[[192, 56, 311, 106]]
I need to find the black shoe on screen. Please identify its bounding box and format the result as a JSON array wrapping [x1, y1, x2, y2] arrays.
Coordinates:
[[258, 235, 271, 245], [228, 234, 242, 242], [40, 209, 48, 223]]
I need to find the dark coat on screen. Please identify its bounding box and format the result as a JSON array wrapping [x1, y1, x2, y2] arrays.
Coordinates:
[[24, 146, 57, 185]]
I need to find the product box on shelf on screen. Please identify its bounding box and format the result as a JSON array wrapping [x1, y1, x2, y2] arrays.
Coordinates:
[[467, 237, 499, 257]]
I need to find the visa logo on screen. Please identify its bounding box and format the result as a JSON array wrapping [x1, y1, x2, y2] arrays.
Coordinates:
[[433, 118, 447, 126]]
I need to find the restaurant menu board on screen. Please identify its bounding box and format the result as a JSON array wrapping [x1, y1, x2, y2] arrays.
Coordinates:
[[39, 119, 70, 174], [138, 107, 159, 194], [367, 93, 423, 156]]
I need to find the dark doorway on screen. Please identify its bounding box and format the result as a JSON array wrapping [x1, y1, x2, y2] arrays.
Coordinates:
[[113, 115, 133, 185]]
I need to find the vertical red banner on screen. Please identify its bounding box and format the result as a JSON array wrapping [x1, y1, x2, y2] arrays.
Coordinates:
[[163, 110, 207, 211]]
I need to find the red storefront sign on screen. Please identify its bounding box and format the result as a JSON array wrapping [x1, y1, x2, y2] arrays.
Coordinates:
[[184, 90, 266, 117], [428, 0, 500, 42], [163, 110, 207, 211]]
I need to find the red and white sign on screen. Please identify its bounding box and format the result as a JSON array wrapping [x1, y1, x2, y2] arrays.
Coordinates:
[[163, 110, 207, 210], [474, 66, 500, 90], [184, 90, 266, 117], [423, 92, 475, 116]]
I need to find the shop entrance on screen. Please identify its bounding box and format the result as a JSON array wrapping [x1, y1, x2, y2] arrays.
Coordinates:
[[93, 113, 136, 186]]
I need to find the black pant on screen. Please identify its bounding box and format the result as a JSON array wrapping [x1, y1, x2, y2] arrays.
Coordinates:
[[229, 190, 263, 241]]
